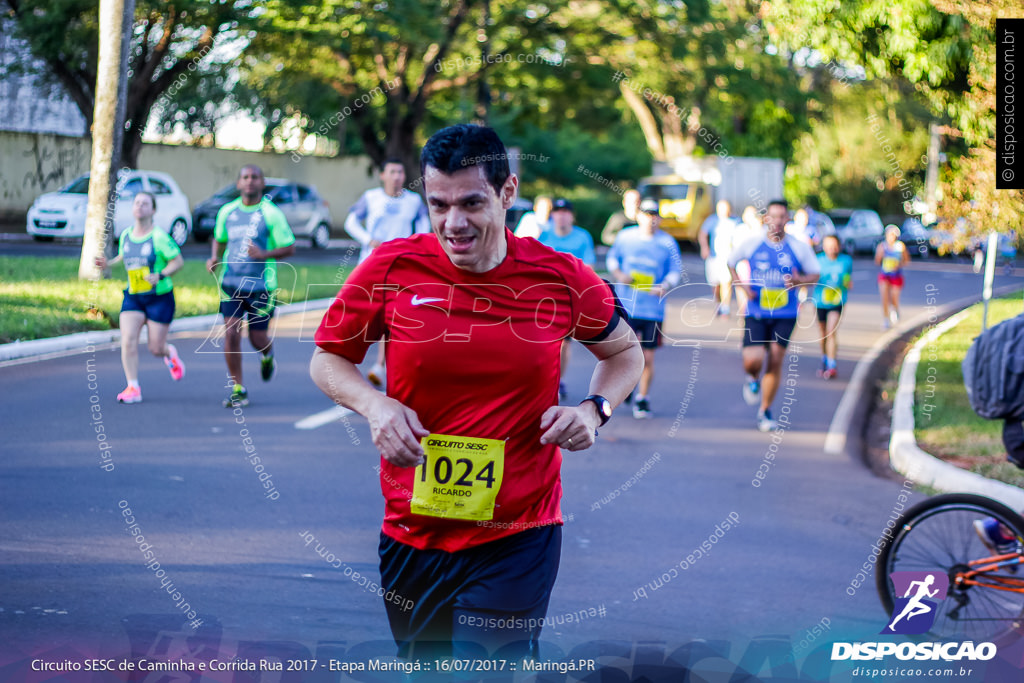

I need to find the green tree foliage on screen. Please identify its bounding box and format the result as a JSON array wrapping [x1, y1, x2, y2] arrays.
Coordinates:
[[3, 0, 245, 168], [560, 0, 810, 164], [248, 0, 497, 175], [786, 79, 938, 216], [766, 0, 1023, 243], [489, 114, 651, 235]]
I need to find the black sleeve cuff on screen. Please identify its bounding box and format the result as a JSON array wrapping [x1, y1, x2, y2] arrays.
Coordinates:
[[579, 278, 630, 345]]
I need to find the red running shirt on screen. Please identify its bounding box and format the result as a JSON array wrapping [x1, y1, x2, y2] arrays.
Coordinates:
[[315, 230, 617, 551]]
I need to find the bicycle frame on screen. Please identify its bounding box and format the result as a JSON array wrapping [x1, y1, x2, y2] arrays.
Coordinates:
[[956, 552, 1024, 593]]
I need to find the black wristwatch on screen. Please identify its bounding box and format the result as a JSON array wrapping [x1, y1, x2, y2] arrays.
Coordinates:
[[580, 394, 613, 427]]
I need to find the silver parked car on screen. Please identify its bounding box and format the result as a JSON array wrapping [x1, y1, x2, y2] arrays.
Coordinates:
[[27, 170, 193, 246], [828, 209, 885, 255], [191, 179, 333, 248]]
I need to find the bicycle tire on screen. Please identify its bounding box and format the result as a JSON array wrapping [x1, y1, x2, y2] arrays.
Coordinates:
[[876, 492, 1024, 643]]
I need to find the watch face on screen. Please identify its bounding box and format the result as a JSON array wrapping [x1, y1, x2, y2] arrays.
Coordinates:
[[587, 396, 612, 423]]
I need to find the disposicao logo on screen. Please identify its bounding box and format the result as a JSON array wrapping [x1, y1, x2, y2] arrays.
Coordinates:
[[882, 571, 949, 635], [831, 570, 997, 663]]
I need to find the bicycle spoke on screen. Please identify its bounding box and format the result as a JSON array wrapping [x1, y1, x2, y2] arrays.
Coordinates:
[[878, 496, 1024, 644]]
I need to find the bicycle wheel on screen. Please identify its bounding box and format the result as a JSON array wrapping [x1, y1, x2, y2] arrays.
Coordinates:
[[876, 493, 1024, 643]]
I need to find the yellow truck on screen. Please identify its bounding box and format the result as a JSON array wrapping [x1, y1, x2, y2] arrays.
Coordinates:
[[637, 158, 785, 244], [635, 175, 713, 243]]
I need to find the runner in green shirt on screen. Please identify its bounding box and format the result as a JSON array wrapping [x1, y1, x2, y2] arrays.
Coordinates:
[[95, 191, 185, 403], [206, 165, 296, 407]]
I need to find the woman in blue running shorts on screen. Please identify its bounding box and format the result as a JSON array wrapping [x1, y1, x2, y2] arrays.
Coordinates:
[[95, 191, 185, 403]]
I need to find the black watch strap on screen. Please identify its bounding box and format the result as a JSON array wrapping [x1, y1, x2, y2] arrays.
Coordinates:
[[581, 394, 612, 427]]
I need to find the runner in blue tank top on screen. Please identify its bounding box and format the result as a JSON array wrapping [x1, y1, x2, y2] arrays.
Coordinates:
[[728, 200, 819, 431]]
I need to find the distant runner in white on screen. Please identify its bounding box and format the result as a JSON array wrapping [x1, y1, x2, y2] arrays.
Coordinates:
[[344, 158, 431, 387]]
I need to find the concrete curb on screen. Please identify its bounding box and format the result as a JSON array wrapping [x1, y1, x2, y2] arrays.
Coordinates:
[[824, 284, 1024, 466], [890, 306, 1024, 510], [0, 297, 337, 363]]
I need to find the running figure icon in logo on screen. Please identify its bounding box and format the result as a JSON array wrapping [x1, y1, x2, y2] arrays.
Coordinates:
[[882, 571, 950, 635]]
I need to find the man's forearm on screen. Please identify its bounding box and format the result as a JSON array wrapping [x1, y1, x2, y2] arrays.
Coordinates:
[[588, 343, 645, 409], [310, 348, 383, 417], [793, 272, 819, 286], [265, 244, 295, 260], [344, 214, 371, 245]]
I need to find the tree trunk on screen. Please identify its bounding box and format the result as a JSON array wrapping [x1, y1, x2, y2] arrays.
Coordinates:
[[79, 0, 134, 281], [388, 114, 421, 194], [474, 0, 491, 124]]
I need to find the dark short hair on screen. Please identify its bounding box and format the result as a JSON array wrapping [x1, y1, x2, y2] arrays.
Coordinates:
[[420, 124, 510, 195], [239, 164, 264, 179], [135, 190, 157, 211], [767, 199, 788, 211], [382, 157, 405, 169]]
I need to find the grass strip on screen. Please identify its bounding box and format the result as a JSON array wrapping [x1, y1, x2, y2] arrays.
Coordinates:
[[0, 256, 350, 343], [913, 294, 1024, 488]]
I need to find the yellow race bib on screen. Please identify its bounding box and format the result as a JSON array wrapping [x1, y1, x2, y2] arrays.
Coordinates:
[[630, 271, 655, 291], [411, 434, 505, 521], [127, 267, 153, 294], [759, 288, 789, 311], [882, 256, 900, 273], [821, 287, 843, 306]]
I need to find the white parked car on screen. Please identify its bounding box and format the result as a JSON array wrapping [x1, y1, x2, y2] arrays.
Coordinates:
[[27, 170, 193, 246]]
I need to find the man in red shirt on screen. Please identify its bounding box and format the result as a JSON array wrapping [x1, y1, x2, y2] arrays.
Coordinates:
[[311, 124, 642, 660]]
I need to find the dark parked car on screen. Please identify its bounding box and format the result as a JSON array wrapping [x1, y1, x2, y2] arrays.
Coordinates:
[[192, 179, 333, 248], [827, 208, 884, 255], [899, 217, 934, 257]]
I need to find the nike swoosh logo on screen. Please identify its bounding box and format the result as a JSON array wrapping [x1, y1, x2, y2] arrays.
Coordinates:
[[410, 295, 444, 306]]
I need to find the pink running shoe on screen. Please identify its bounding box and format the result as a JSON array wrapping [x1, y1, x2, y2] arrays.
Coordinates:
[[164, 344, 185, 381], [117, 385, 142, 404]]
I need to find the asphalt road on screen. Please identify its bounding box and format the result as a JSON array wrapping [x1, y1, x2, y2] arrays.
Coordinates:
[[2, 251, 1023, 681]]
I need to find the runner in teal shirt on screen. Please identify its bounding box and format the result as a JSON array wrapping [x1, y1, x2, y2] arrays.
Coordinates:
[[814, 234, 853, 379]]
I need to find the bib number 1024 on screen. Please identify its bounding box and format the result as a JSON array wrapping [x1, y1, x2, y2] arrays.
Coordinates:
[[411, 434, 505, 521], [420, 454, 496, 488]]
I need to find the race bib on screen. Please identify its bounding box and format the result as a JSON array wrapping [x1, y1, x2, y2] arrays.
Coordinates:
[[882, 256, 900, 273], [759, 287, 789, 311], [630, 271, 655, 291], [127, 267, 153, 294], [821, 287, 843, 306], [411, 434, 505, 521]]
